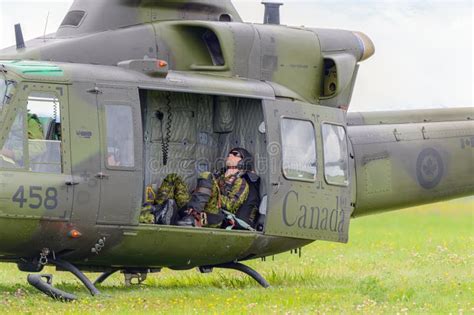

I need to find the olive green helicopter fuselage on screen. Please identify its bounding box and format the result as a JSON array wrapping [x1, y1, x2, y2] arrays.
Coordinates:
[[0, 0, 472, 299]]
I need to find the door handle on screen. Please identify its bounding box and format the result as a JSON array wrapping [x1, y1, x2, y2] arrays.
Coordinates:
[[65, 179, 80, 186], [95, 172, 109, 179], [271, 182, 281, 193]]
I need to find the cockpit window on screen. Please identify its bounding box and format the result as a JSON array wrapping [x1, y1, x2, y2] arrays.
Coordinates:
[[0, 110, 25, 169], [27, 93, 63, 173], [60, 10, 86, 27], [0, 77, 6, 110]]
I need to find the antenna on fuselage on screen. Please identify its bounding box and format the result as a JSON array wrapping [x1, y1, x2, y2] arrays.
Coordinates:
[[14, 24, 26, 49], [43, 11, 50, 42]]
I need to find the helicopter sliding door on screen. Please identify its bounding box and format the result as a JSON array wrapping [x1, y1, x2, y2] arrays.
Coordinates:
[[96, 85, 143, 225], [262, 99, 355, 243]]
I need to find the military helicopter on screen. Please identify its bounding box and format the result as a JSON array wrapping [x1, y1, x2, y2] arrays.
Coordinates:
[[0, 0, 472, 301]]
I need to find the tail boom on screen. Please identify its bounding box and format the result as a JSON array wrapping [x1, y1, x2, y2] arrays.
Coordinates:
[[347, 108, 473, 217]]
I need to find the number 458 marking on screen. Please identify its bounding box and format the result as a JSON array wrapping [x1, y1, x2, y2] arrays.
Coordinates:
[[12, 186, 58, 210]]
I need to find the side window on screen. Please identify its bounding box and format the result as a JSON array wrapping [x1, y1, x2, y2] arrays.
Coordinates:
[[281, 118, 317, 181], [27, 93, 62, 173], [322, 123, 349, 186], [105, 105, 135, 168], [0, 111, 25, 169]]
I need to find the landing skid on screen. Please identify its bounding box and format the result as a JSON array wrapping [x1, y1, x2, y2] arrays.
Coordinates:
[[27, 259, 100, 301], [27, 274, 77, 301], [27, 260, 269, 301], [200, 262, 270, 288]]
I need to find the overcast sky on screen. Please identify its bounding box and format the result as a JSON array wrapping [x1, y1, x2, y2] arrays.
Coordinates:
[[0, 0, 472, 111]]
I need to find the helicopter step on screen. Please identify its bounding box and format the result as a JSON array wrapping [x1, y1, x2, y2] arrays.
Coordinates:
[[94, 268, 162, 286], [27, 258, 100, 301], [199, 262, 270, 288]]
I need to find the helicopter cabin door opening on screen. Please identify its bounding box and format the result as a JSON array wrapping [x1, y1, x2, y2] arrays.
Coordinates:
[[262, 99, 355, 242], [140, 90, 267, 229], [0, 83, 73, 221]]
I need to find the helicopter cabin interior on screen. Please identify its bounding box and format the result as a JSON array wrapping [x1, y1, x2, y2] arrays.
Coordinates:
[[137, 90, 269, 229]]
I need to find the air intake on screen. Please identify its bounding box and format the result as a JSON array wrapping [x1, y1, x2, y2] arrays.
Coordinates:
[[262, 1, 284, 25]]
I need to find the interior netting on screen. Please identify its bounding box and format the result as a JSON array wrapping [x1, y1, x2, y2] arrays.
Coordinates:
[[142, 90, 267, 197]]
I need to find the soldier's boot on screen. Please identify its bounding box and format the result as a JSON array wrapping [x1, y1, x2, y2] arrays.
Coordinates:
[[176, 215, 196, 227], [155, 199, 178, 225], [177, 209, 206, 227]]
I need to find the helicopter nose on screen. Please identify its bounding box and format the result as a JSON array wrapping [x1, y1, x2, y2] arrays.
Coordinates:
[[352, 31, 375, 61]]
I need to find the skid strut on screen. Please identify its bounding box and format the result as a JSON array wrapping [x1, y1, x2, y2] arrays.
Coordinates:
[[200, 262, 270, 288], [94, 270, 119, 286]]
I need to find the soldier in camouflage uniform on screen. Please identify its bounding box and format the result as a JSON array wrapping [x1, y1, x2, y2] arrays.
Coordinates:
[[140, 148, 252, 228], [26, 113, 47, 160], [140, 173, 192, 224], [0, 112, 45, 167]]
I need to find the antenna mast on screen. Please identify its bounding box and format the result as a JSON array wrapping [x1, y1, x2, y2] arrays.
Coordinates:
[[14, 24, 25, 49], [43, 11, 50, 42]]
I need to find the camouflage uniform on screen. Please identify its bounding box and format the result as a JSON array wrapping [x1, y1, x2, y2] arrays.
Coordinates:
[[140, 173, 191, 224], [139, 204, 156, 224], [27, 113, 47, 160], [0, 113, 44, 167], [140, 171, 249, 227], [155, 173, 192, 208], [187, 171, 249, 215]]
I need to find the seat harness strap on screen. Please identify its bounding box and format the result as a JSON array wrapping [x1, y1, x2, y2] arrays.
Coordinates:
[[222, 210, 255, 231]]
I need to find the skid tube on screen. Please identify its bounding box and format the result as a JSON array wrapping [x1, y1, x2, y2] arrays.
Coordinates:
[[200, 262, 270, 288], [27, 259, 100, 301]]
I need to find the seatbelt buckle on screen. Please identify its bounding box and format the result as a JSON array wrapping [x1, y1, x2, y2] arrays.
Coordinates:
[[188, 209, 207, 227], [225, 215, 236, 230], [199, 212, 208, 227]]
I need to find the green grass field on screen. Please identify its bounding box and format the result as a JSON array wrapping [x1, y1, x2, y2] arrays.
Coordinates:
[[1, 199, 472, 314]]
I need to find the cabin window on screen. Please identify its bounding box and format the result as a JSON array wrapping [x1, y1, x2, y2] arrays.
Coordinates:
[[27, 92, 63, 174], [280, 118, 317, 181], [105, 105, 135, 168], [322, 123, 349, 186], [0, 111, 25, 169]]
